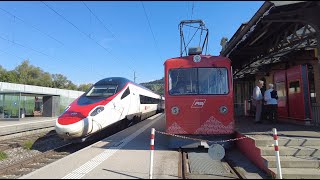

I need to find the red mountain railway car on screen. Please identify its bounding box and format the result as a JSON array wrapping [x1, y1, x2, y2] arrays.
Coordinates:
[[164, 20, 234, 149]]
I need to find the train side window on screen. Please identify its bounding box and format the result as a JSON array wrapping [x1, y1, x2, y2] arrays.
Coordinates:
[[121, 87, 130, 99]]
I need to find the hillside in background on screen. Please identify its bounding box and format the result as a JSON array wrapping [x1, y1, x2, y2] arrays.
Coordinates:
[[140, 77, 164, 95]]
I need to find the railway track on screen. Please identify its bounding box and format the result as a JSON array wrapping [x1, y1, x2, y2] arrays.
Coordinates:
[[179, 149, 245, 179], [0, 142, 74, 179], [0, 118, 139, 179], [0, 130, 57, 152]]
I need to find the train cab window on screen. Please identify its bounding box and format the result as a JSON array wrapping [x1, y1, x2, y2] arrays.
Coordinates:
[[198, 68, 228, 95], [121, 87, 130, 99], [168, 68, 228, 95], [169, 68, 198, 95], [289, 81, 300, 94], [86, 85, 118, 97]]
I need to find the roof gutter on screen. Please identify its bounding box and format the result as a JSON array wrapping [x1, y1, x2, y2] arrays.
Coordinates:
[[221, 1, 274, 56]]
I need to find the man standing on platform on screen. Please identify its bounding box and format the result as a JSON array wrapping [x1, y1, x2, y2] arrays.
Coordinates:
[[253, 80, 264, 124]]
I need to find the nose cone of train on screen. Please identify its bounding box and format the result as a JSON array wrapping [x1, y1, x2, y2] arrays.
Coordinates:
[[55, 112, 89, 139]]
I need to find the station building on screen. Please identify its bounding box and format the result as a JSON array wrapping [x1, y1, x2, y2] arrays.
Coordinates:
[[0, 82, 84, 119], [220, 1, 320, 125]]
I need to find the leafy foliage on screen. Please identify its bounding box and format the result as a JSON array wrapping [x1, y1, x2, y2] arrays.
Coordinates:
[[0, 151, 8, 161], [140, 77, 164, 95], [23, 140, 34, 150], [1, 60, 164, 93], [0, 60, 90, 91]]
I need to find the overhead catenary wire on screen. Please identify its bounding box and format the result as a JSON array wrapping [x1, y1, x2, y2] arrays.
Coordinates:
[[0, 5, 106, 80], [0, 7, 64, 46], [0, 34, 105, 79], [0, 48, 27, 61], [81, 1, 137, 78], [141, 1, 163, 62], [0, 35, 53, 58], [41, 1, 135, 78], [186, 1, 195, 41], [82, 1, 115, 38]]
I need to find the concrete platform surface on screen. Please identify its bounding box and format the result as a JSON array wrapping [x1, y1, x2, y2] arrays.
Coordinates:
[[20, 113, 180, 179], [235, 116, 320, 138]]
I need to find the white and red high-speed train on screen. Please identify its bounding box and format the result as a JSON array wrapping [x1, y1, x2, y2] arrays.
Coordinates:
[[55, 77, 164, 140]]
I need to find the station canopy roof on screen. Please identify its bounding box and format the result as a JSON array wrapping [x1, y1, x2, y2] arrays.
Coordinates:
[[220, 1, 320, 80], [0, 91, 60, 97]]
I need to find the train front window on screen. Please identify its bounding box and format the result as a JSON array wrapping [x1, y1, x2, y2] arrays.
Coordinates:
[[169, 68, 198, 95], [198, 68, 228, 95], [86, 85, 118, 97], [169, 68, 229, 95]]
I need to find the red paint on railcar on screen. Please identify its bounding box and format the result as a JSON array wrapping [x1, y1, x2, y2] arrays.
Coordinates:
[[164, 55, 234, 135]]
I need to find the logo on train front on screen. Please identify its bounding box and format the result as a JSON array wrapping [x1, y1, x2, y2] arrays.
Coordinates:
[[191, 99, 206, 108]]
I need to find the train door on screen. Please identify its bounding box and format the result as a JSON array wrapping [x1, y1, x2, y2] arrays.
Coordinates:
[[129, 86, 140, 118], [274, 70, 288, 117], [286, 65, 312, 120], [118, 86, 132, 120]]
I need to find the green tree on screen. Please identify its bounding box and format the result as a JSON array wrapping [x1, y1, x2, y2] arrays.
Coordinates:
[[38, 72, 53, 87], [66, 80, 77, 90], [52, 74, 69, 89], [14, 60, 51, 87], [0, 65, 7, 82], [15, 60, 32, 84], [2, 60, 92, 91], [2, 70, 18, 83], [78, 83, 93, 92]]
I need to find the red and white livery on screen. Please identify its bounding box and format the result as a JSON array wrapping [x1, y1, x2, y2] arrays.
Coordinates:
[[55, 77, 164, 140]]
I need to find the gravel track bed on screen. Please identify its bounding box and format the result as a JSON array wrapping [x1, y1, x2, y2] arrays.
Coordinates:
[[0, 133, 67, 168]]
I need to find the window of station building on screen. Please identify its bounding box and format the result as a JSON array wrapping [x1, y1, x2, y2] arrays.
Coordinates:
[[121, 87, 130, 99], [168, 67, 229, 95], [275, 82, 286, 98], [289, 81, 300, 94], [275, 82, 287, 108]]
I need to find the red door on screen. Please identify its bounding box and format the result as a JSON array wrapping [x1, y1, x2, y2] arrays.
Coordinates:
[[274, 70, 288, 118], [286, 65, 312, 120]]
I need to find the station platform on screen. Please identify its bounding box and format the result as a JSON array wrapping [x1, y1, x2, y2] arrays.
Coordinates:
[[235, 117, 320, 179], [21, 113, 180, 179], [0, 117, 56, 137]]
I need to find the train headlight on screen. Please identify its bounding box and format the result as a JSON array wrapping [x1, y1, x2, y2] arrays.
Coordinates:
[[90, 107, 105, 116], [219, 106, 228, 114], [171, 106, 179, 115]]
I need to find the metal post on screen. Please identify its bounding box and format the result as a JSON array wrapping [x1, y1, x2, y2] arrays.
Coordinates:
[[149, 128, 155, 179], [244, 100, 247, 116], [18, 92, 21, 119], [272, 128, 282, 179], [317, 33, 320, 79]]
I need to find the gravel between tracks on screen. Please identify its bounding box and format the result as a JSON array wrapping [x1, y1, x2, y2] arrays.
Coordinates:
[[0, 134, 67, 168]]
